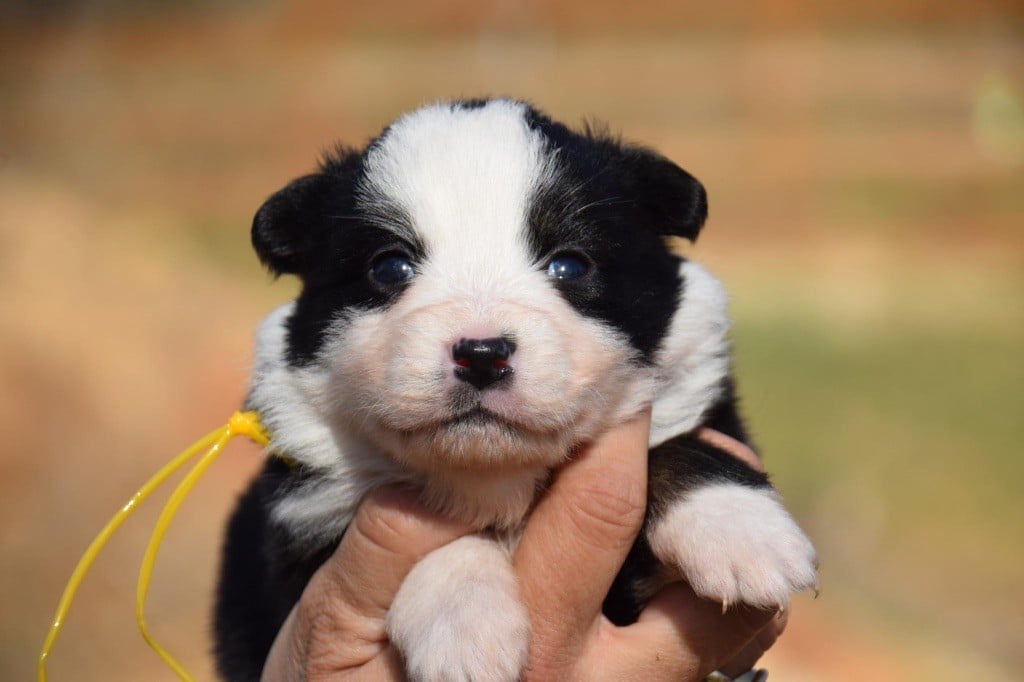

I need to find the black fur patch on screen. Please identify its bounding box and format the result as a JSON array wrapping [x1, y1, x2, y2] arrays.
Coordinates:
[[283, 218, 423, 365], [523, 107, 704, 360], [700, 377, 751, 444], [451, 97, 491, 111], [604, 424, 769, 625], [523, 108, 707, 242], [647, 433, 769, 517], [250, 147, 426, 366], [213, 458, 337, 681]]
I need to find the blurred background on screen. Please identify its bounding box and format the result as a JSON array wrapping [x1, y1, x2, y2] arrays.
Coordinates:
[[2, 1, 1022, 680]]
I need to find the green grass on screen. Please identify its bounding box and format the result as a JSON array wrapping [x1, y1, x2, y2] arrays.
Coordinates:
[[727, 272, 1024, 667], [737, 313, 1024, 550]]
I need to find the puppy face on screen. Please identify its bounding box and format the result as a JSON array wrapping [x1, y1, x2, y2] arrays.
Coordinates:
[[249, 99, 710, 473]]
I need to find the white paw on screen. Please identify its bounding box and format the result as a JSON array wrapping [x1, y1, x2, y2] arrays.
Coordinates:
[[386, 535, 529, 682], [648, 483, 818, 610]]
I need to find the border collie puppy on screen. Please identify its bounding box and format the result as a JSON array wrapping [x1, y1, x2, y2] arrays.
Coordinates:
[[214, 98, 817, 681]]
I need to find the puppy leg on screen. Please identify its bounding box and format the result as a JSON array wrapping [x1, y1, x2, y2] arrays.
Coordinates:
[[387, 535, 529, 682], [646, 435, 818, 610]]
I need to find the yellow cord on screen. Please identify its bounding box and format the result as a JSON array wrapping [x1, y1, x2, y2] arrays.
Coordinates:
[[38, 411, 270, 682]]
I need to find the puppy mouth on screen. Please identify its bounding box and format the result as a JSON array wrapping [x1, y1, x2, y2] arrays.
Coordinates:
[[385, 389, 559, 440], [444, 406, 513, 429], [396, 405, 532, 438]]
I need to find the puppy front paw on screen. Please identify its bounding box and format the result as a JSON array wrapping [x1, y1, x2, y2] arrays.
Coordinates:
[[386, 536, 529, 682], [648, 483, 818, 610]]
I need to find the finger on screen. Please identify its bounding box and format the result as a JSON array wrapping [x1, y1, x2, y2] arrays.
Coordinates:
[[694, 428, 764, 473], [514, 410, 651, 655], [614, 582, 777, 679], [719, 610, 788, 677], [262, 615, 407, 681]]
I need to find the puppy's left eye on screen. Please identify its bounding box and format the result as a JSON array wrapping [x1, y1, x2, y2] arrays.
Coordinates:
[[370, 252, 415, 286], [546, 252, 591, 281]]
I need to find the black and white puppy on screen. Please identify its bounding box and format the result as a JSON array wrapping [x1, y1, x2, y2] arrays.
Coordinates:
[[214, 98, 817, 681]]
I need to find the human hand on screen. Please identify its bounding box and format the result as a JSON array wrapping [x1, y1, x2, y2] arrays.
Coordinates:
[[262, 411, 787, 681], [514, 410, 786, 681], [260, 487, 470, 681]]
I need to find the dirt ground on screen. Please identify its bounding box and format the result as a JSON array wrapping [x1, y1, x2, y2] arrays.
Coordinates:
[[2, 3, 1022, 680]]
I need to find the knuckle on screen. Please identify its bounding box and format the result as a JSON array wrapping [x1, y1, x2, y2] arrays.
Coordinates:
[[563, 481, 646, 547], [296, 573, 387, 658], [294, 578, 346, 641], [351, 489, 425, 556]]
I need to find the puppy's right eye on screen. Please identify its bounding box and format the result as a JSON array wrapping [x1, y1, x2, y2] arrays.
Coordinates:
[[370, 252, 415, 287]]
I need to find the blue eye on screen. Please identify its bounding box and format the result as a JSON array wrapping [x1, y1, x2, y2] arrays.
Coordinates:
[[546, 253, 590, 281], [370, 252, 415, 286]]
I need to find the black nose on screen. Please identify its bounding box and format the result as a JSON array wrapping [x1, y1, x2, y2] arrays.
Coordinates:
[[452, 337, 516, 390]]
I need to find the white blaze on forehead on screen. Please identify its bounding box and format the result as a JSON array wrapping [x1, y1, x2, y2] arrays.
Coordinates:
[[360, 100, 554, 281]]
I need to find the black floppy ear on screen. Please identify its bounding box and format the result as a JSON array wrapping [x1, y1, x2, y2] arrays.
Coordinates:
[[622, 147, 708, 242], [251, 173, 333, 276], [252, 147, 364, 276]]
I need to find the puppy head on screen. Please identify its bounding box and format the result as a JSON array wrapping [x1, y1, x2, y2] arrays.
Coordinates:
[[249, 99, 711, 473]]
